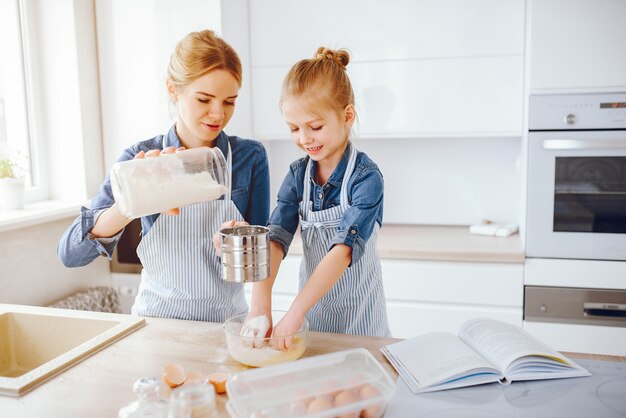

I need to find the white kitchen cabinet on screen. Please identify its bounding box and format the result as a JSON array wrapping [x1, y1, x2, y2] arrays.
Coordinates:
[[382, 259, 523, 338], [529, 0, 626, 92], [247, 255, 524, 339], [244, 255, 300, 310], [246, 0, 525, 139], [249, 0, 525, 66], [252, 57, 524, 139]]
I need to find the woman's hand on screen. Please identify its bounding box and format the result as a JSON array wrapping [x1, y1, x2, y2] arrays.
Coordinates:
[[134, 147, 185, 215], [212, 220, 249, 256], [271, 309, 305, 351]]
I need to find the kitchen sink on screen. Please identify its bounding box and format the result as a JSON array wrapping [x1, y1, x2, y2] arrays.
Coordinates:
[[0, 304, 144, 396]]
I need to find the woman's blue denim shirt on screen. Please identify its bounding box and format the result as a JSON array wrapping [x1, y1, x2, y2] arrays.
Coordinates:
[[58, 126, 270, 267], [268, 143, 384, 266]]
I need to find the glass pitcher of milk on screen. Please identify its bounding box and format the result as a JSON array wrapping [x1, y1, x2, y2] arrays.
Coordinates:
[[110, 147, 228, 219]]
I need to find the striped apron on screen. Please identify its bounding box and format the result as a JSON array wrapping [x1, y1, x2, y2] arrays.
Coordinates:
[[132, 142, 247, 322], [299, 146, 391, 337]]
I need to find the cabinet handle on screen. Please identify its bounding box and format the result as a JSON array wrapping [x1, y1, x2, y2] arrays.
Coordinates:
[[543, 139, 626, 150], [583, 302, 626, 319]]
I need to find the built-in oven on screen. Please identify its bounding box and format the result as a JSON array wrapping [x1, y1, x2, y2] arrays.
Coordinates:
[[524, 93, 626, 357], [526, 92, 626, 261]]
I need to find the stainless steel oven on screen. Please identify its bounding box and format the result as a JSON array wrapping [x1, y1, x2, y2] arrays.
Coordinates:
[[526, 92, 626, 261], [524, 93, 626, 356]]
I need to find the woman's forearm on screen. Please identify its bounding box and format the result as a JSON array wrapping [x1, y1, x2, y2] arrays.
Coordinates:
[[90, 203, 132, 238]]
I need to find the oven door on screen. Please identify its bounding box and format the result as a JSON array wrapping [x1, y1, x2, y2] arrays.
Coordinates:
[[526, 130, 626, 260]]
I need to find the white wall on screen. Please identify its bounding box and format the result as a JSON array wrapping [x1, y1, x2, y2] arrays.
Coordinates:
[[0, 218, 110, 306], [267, 138, 522, 225], [96, 0, 222, 170]]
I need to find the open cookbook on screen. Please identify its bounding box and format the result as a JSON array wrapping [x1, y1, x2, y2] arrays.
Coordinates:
[[381, 318, 591, 394]]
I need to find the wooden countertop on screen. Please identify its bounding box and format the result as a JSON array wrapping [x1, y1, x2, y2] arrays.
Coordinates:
[[288, 224, 525, 264], [1, 307, 621, 417], [0, 311, 401, 418]]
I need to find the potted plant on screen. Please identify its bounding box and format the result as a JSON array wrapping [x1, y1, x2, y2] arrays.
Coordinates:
[[0, 152, 27, 210]]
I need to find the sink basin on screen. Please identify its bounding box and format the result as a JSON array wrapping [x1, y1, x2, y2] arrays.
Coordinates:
[[0, 304, 145, 396]]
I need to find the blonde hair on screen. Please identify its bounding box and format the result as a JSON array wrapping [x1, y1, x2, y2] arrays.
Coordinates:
[[281, 47, 354, 119], [167, 30, 242, 87]]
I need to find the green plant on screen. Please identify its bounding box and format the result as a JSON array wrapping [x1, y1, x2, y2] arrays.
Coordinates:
[[0, 158, 16, 179], [0, 150, 27, 179]]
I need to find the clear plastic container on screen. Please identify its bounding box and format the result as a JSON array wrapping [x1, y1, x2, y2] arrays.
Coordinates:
[[118, 377, 169, 418], [110, 146, 228, 219], [225, 348, 395, 418], [223, 310, 308, 367], [168, 382, 216, 418]]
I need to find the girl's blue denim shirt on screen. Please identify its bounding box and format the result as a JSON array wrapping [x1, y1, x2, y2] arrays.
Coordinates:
[[58, 126, 270, 267], [268, 143, 384, 266]]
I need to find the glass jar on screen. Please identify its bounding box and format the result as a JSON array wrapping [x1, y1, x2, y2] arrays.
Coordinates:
[[110, 146, 228, 219], [118, 377, 169, 418], [168, 383, 216, 418]]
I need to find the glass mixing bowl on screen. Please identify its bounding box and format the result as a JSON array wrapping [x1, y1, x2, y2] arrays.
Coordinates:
[[223, 311, 308, 367]]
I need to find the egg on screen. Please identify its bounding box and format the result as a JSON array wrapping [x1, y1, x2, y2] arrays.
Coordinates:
[[360, 403, 385, 418], [359, 384, 385, 418], [333, 389, 360, 418], [207, 371, 231, 394], [287, 401, 308, 417], [162, 363, 187, 388], [359, 384, 381, 399], [306, 395, 333, 414]]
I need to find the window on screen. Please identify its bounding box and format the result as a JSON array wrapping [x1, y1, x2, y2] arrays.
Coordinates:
[[0, 0, 47, 202]]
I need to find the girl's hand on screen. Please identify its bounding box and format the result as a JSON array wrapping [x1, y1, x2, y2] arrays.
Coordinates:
[[212, 220, 250, 256], [134, 147, 185, 215], [271, 310, 305, 351], [241, 308, 273, 348]]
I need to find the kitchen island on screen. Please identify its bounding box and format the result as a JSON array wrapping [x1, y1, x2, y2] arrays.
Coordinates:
[[1, 307, 623, 418]]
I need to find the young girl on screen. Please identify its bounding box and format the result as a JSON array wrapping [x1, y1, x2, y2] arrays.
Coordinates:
[[249, 47, 390, 348], [58, 30, 269, 323]]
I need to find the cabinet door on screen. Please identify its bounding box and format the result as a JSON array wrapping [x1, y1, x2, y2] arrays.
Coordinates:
[[249, 0, 525, 66], [382, 259, 523, 338], [247, 0, 525, 139], [244, 255, 301, 310], [530, 0, 626, 91], [252, 56, 523, 139]]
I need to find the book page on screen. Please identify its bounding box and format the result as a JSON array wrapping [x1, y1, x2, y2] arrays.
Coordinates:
[[457, 318, 567, 373], [383, 332, 499, 390]]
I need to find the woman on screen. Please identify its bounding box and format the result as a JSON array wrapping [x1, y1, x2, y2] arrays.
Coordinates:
[[58, 30, 269, 322]]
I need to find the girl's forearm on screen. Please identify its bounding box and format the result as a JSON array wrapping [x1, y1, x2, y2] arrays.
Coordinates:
[[90, 203, 132, 238], [289, 244, 351, 318], [250, 240, 285, 310]]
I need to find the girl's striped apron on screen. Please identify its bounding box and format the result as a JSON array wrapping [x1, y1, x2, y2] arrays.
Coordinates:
[[133, 142, 247, 322], [299, 145, 391, 337]]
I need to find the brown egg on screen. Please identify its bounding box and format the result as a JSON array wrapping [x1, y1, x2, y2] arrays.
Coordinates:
[[360, 403, 385, 418], [288, 401, 308, 416], [207, 371, 231, 394], [162, 363, 187, 388], [321, 379, 342, 399], [359, 384, 381, 399], [333, 389, 360, 418], [306, 395, 333, 414], [359, 384, 384, 418]]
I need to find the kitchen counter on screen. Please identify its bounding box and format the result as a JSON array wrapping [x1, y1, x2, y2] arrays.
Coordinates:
[[0, 307, 399, 417], [1, 306, 623, 418], [288, 224, 525, 264]]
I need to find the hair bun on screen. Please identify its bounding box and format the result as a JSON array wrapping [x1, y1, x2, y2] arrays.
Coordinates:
[[314, 47, 350, 68]]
